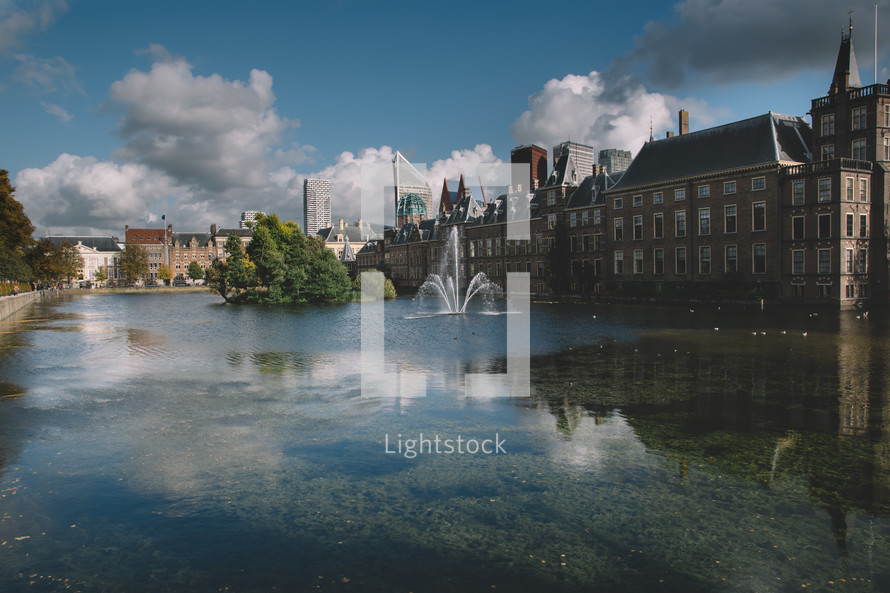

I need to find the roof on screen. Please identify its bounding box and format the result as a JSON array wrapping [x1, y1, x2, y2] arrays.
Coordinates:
[[396, 192, 428, 217], [564, 174, 611, 210], [610, 112, 812, 191], [340, 235, 356, 262], [43, 235, 121, 252], [172, 232, 213, 247], [541, 153, 581, 188], [831, 28, 861, 92], [215, 228, 253, 237]]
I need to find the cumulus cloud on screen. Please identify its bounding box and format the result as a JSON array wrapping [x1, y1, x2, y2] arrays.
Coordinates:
[[0, 0, 67, 57], [14, 53, 81, 94], [623, 0, 884, 88], [423, 144, 503, 202], [15, 153, 183, 235], [511, 71, 727, 158], [106, 48, 310, 193]]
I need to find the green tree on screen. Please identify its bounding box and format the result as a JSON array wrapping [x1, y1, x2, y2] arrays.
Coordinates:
[[0, 169, 35, 281], [94, 266, 108, 284], [224, 234, 256, 296], [60, 242, 84, 285], [204, 259, 231, 300], [352, 272, 397, 300], [158, 264, 172, 284], [187, 260, 203, 281], [26, 238, 66, 285], [303, 245, 351, 301], [120, 244, 149, 284]]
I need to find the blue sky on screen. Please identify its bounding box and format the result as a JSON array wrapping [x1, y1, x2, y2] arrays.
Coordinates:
[[2, 0, 888, 236]]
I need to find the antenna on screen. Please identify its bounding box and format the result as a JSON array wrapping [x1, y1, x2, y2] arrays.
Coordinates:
[[876, 2, 879, 85]]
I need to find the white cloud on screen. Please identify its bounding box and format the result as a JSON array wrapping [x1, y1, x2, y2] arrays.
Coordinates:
[[15, 153, 182, 236], [41, 101, 71, 122], [13, 53, 82, 94], [423, 144, 503, 203], [0, 0, 67, 57], [107, 50, 309, 193], [511, 71, 728, 158]]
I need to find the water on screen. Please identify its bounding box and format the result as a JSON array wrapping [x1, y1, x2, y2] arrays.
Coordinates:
[[0, 292, 889, 592]]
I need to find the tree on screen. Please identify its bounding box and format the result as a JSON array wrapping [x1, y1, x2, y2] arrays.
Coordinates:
[[224, 234, 256, 296], [352, 273, 397, 300], [187, 260, 203, 281], [60, 242, 84, 285], [158, 264, 172, 284], [94, 266, 108, 284], [303, 245, 351, 301], [120, 244, 149, 284], [0, 169, 35, 281], [204, 259, 231, 300]]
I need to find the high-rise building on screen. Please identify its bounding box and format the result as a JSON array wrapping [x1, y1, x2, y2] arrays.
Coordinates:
[[303, 179, 331, 236], [240, 210, 265, 229], [393, 151, 433, 223], [510, 144, 548, 191], [598, 148, 633, 175], [553, 141, 595, 179]]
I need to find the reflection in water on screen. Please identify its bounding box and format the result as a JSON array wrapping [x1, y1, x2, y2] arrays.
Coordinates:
[[0, 294, 889, 591]]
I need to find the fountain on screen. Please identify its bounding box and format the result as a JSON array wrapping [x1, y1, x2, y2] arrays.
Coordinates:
[[417, 226, 502, 314]]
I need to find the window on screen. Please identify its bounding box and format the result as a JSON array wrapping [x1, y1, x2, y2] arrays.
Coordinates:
[[753, 244, 766, 274], [725, 245, 738, 273], [653, 192, 663, 204], [699, 208, 710, 235], [633, 249, 643, 274], [818, 178, 831, 202], [582, 210, 589, 225], [792, 216, 804, 240], [547, 191, 556, 206], [724, 181, 736, 194], [698, 185, 710, 198], [653, 213, 664, 239], [654, 248, 664, 274], [860, 179, 868, 202], [858, 249, 867, 273], [725, 205, 737, 233], [752, 177, 765, 191], [818, 213, 831, 238], [818, 284, 831, 299], [675, 211, 686, 237], [594, 209, 602, 225], [846, 213, 854, 237], [860, 214, 868, 238], [793, 250, 804, 275], [633, 195, 643, 207], [699, 246, 711, 274], [885, 104, 889, 127], [570, 212, 577, 227], [792, 284, 805, 298], [676, 247, 687, 275], [633, 215, 643, 240], [821, 113, 835, 136], [846, 177, 855, 200], [852, 138, 867, 160], [548, 213, 557, 229], [614, 218, 623, 241], [593, 233, 602, 251], [614, 251, 624, 275], [752, 202, 766, 231], [885, 137, 890, 160], [818, 249, 831, 274], [846, 284, 856, 298], [583, 235, 590, 252], [846, 249, 854, 273], [614, 198, 623, 209], [821, 144, 835, 160], [675, 189, 686, 201], [792, 181, 805, 205], [852, 106, 867, 130]]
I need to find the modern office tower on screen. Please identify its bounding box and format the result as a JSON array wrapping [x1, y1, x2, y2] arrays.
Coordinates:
[[240, 210, 265, 229], [510, 144, 548, 191], [393, 151, 433, 223], [553, 141, 595, 178], [303, 179, 331, 236], [598, 148, 633, 175]]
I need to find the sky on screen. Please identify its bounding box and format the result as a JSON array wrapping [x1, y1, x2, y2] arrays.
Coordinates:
[[2, 0, 889, 237]]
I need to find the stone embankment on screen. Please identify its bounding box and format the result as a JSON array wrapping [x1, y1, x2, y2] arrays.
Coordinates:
[[0, 290, 56, 321]]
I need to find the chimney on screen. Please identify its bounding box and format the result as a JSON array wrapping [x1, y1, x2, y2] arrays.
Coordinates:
[[357, 218, 363, 229], [211, 223, 217, 235], [338, 218, 345, 229], [666, 131, 675, 138], [679, 110, 689, 135]]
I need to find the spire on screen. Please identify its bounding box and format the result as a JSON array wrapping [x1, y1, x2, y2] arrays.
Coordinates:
[[340, 234, 355, 263], [439, 178, 453, 215], [830, 17, 862, 93], [648, 115, 655, 143], [456, 174, 469, 199]]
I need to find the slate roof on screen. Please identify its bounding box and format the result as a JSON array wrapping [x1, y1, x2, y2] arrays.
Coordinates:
[[316, 223, 384, 243], [563, 173, 616, 210], [443, 194, 486, 225], [340, 235, 356, 262], [610, 112, 812, 191], [542, 153, 579, 188], [172, 232, 213, 247], [831, 29, 861, 91], [215, 228, 253, 238], [43, 236, 121, 251]]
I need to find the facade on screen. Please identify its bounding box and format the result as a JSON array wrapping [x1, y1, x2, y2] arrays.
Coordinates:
[[598, 148, 633, 175], [125, 226, 172, 282], [43, 236, 122, 285], [211, 226, 253, 263], [511, 144, 549, 191], [553, 141, 596, 178], [170, 231, 214, 281], [396, 193, 428, 226], [317, 219, 380, 260], [303, 178, 332, 237], [240, 210, 265, 230], [393, 151, 433, 222]]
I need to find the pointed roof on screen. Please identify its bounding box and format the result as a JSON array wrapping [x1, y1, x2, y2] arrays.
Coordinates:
[[456, 175, 469, 199], [830, 23, 862, 93], [542, 153, 579, 188], [340, 234, 356, 262], [438, 179, 456, 214]]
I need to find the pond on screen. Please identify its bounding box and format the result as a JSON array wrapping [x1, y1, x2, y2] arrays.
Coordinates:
[[0, 291, 888, 592]]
